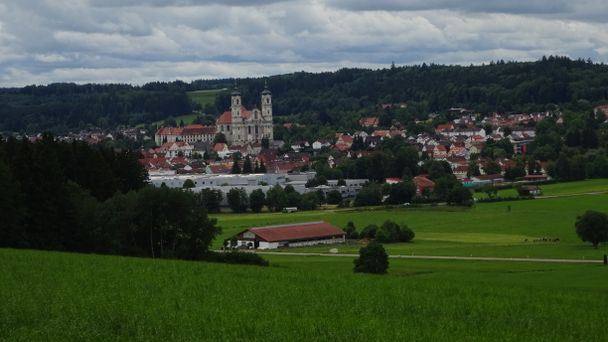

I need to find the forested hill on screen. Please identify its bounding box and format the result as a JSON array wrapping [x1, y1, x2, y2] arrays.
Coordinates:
[[1, 56, 608, 133]]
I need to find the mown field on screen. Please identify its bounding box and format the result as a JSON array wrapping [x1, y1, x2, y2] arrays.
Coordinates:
[[211, 182, 608, 260], [1, 249, 606, 341], [187, 89, 223, 107]]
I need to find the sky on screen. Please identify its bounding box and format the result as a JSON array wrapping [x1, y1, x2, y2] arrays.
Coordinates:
[[0, 0, 607, 86]]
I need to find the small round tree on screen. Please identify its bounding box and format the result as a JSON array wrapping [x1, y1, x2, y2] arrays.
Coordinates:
[[575, 210, 608, 248], [353, 241, 389, 274]]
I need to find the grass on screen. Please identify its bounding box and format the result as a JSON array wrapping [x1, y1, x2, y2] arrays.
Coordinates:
[[474, 178, 608, 199], [187, 88, 224, 108], [211, 185, 608, 259], [1, 248, 607, 341], [151, 113, 199, 127]]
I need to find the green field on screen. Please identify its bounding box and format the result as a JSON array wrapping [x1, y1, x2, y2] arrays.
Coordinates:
[[473, 178, 608, 199], [151, 113, 199, 127], [211, 187, 608, 260], [187, 88, 224, 108], [1, 248, 606, 341]]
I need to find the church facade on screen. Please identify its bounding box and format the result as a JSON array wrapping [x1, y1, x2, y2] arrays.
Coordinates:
[[216, 86, 273, 145]]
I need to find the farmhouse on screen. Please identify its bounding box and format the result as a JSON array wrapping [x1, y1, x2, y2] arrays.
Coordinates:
[[231, 221, 345, 249]]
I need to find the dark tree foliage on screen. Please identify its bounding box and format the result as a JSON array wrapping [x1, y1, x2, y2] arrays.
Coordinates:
[[0, 139, 219, 259], [196, 189, 223, 213], [249, 189, 266, 213], [360, 224, 378, 239], [227, 188, 249, 213], [575, 210, 608, 248], [376, 220, 415, 243], [386, 181, 416, 204], [354, 241, 389, 274], [242, 156, 253, 174], [354, 183, 383, 207], [326, 190, 343, 204], [344, 221, 358, 239]]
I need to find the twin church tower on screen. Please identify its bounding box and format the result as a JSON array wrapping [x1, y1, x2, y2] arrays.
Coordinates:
[[216, 83, 274, 145]]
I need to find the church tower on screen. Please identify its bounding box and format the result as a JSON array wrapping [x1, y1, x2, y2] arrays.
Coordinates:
[[261, 82, 272, 119], [231, 87, 242, 120], [261, 81, 273, 141]]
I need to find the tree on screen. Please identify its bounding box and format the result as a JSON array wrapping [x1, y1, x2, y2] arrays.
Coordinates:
[[360, 224, 378, 239], [182, 179, 195, 188], [249, 189, 266, 213], [231, 159, 241, 174], [261, 137, 270, 149], [354, 183, 382, 206], [386, 180, 416, 204], [483, 160, 501, 175], [575, 210, 608, 248], [326, 190, 342, 204], [197, 189, 223, 213], [242, 156, 253, 174], [213, 133, 227, 144], [344, 221, 358, 239], [266, 185, 287, 212], [446, 183, 473, 206], [467, 161, 481, 177], [227, 188, 248, 213], [299, 192, 319, 210], [353, 241, 388, 274], [258, 160, 267, 173]]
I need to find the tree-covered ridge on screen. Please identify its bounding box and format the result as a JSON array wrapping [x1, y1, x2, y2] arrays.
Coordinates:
[[1, 56, 607, 133]]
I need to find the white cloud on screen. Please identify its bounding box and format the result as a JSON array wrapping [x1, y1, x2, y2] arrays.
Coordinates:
[[0, 0, 607, 86]]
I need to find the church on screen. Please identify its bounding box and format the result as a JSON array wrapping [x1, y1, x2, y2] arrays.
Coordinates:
[[216, 85, 274, 145]]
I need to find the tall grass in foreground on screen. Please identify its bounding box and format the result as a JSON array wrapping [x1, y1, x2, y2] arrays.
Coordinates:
[[1, 249, 607, 341]]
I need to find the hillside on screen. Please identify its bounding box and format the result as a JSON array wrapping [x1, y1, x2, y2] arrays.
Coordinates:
[[1, 248, 606, 341], [1, 56, 608, 133]]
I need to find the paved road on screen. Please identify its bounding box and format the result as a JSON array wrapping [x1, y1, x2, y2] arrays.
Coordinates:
[[253, 251, 604, 264]]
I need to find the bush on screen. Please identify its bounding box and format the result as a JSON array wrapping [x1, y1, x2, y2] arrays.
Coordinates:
[[354, 241, 388, 274], [344, 221, 358, 239], [360, 224, 378, 239], [204, 251, 269, 266], [249, 189, 266, 213], [326, 190, 342, 204], [376, 220, 415, 243], [354, 183, 383, 207]]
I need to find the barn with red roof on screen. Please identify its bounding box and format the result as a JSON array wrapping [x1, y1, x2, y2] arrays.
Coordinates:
[[231, 221, 345, 249]]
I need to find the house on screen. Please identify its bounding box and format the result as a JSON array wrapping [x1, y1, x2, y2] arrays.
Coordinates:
[[359, 117, 379, 128], [213, 143, 231, 159], [157, 141, 194, 158], [312, 139, 332, 150], [414, 175, 435, 195], [231, 221, 346, 249]]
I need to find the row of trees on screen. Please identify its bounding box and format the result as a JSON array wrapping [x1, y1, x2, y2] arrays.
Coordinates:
[[344, 221, 415, 243]]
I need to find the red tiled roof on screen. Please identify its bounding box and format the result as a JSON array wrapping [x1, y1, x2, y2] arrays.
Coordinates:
[[157, 127, 182, 136], [414, 175, 435, 189], [359, 117, 379, 127], [217, 107, 253, 125], [248, 221, 344, 242], [182, 124, 216, 135]]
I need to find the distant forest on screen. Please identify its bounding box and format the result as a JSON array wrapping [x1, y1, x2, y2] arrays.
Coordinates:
[[1, 56, 608, 133]]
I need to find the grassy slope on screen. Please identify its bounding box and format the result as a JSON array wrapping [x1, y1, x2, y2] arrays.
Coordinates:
[[187, 89, 223, 108], [1, 249, 607, 341], [211, 189, 608, 259]]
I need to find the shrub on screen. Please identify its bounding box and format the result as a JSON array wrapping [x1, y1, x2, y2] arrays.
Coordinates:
[[354, 241, 388, 274], [360, 224, 378, 239], [375, 220, 415, 243], [204, 251, 269, 266], [326, 190, 342, 204], [344, 221, 358, 239]]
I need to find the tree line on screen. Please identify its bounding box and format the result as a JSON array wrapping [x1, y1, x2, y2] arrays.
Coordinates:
[[0, 136, 219, 260]]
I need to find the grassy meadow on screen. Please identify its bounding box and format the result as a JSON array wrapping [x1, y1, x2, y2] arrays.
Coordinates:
[[187, 89, 224, 108], [211, 184, 608, 260], [1, 248, 607, 341]]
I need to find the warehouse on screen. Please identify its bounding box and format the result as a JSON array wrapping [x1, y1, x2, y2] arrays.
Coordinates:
[[231, 221, 345, 250]]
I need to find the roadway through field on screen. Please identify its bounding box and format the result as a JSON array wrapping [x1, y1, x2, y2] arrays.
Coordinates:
[[253, 251, 605, 264]]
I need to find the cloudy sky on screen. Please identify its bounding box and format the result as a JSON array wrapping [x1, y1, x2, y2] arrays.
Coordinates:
[[1, 0, 607, 86]]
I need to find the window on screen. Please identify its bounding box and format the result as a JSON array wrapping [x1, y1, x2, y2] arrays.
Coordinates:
[[248, 126, 251, 134]]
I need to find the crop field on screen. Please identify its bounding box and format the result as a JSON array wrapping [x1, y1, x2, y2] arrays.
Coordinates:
[[1, 248, 606, 341], [187, 88, 224, 107], [211, 189, 608, 260], [473, 178, 608, 199]]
